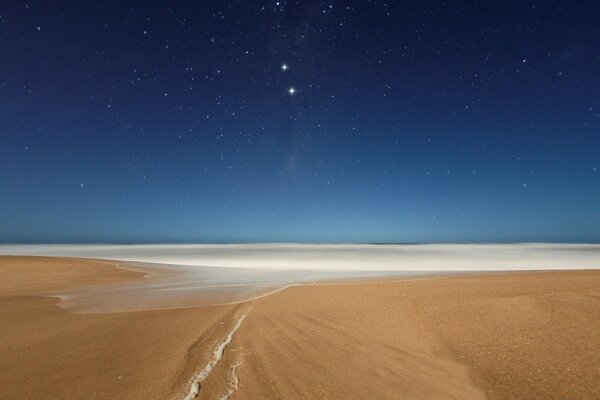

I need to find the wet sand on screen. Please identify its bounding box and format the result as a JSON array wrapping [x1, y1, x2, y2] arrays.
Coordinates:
[[1, 256, 599, 399], [0, 256, 242, 400]]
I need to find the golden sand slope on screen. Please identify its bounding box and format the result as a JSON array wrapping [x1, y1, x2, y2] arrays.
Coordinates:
[[0, 256, 143, 295], [1, 256, 599, 400], [224, 271, 600, 400]]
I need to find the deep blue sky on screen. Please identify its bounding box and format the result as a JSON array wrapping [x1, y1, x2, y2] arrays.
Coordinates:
[[1, 1, 599, 243]]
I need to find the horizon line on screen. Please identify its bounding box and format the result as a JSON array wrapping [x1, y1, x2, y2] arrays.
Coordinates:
[[1, 241, 599, 246]]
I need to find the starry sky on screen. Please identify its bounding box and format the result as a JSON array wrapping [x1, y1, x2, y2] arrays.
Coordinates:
[[1, 1, 599, 243]]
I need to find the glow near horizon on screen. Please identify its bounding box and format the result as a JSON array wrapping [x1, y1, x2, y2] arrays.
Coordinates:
[[1, 243, 599, 271]]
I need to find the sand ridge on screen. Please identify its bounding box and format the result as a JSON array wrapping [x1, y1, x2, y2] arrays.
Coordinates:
[[0, 256, 145, 295]]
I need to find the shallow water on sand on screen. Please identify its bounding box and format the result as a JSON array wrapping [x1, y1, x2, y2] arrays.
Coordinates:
[[3, 243, 598, 312], [51, 262, 435, 313]]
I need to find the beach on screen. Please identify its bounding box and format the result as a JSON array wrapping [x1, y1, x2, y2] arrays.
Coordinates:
[[232, 270, 600, 400], [1, 255, 599, 399]]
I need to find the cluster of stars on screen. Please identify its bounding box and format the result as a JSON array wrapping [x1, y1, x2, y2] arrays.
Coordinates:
[[1, 1, 599, 242], [281, 63, 295, 96]]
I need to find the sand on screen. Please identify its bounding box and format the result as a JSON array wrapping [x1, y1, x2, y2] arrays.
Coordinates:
[[1, 256, 599, 399], [0, 256, 242, 399], [229, 271, 600, 400]]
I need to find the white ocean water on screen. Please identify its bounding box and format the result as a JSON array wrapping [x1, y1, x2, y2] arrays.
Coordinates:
[[1, 243, 599, 271], [2, 243, 598, 312]]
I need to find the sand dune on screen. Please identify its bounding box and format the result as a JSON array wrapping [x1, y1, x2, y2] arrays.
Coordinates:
[[1, 256, 599, 399]]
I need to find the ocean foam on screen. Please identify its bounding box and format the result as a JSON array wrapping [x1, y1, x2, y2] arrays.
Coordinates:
[[2, 243, 598, 313], [1, 243, 599, 271], [182, 314, 246, 400], [220, 360, 243, 400]]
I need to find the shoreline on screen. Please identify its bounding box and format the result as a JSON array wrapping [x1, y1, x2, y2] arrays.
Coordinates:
[[1, 256, 599, 399], [3, 243, 600, 272]]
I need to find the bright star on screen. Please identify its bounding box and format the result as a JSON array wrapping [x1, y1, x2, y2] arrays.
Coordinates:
[[281, 63, 288, 71], [288, 87, 295, 95]]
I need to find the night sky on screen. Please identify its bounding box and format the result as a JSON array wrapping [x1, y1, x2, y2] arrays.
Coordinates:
[[1, 1, 599, 243]]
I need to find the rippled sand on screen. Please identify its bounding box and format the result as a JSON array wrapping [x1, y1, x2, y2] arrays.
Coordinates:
[[228, 271, 600, 400]]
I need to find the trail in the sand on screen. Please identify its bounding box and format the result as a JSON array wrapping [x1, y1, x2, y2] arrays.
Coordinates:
[[182, 314, 246, 400]]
